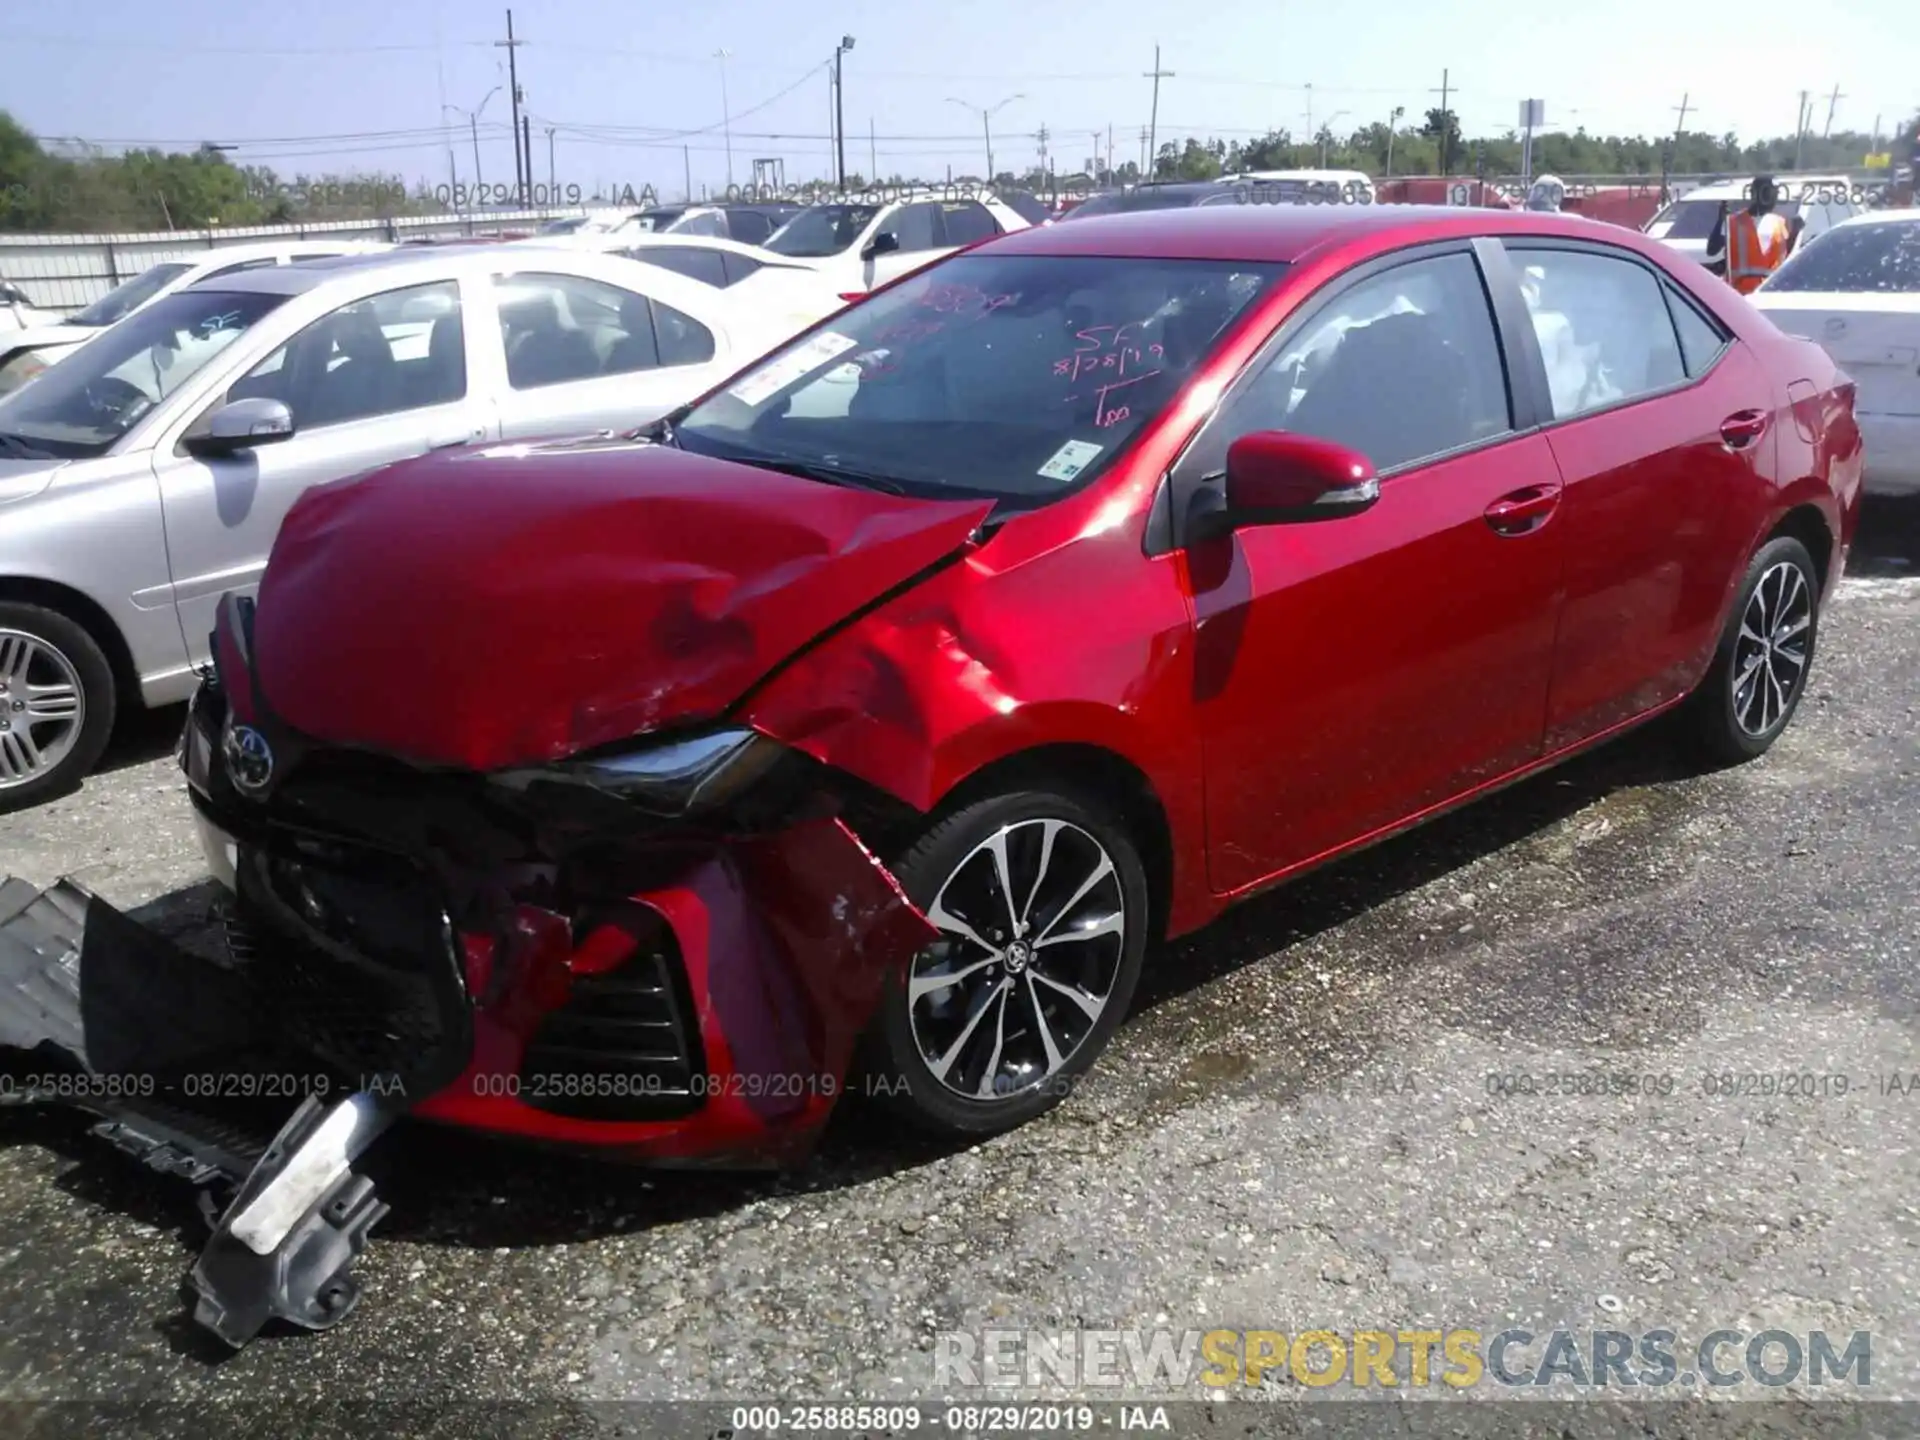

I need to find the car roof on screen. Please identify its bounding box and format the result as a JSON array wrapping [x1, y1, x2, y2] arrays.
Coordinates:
[[983, 203, 1677, 264], [172, 239, 738, 319], [158, 238, 378, 273], [509, 232, 814, 267], [1830, 206, 1920, 230], [181, 249, 457, 296]]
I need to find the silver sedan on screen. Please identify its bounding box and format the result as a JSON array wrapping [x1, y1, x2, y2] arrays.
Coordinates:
[[0, 245, 805, 810]]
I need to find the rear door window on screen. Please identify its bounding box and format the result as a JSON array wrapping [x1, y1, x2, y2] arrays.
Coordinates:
[[626, 245, 729, 288], [718, 253, 765, 286], [1663, 284, 1730, 375], [1506, 245, 1687, 418], [938, 201, 1001, 246], [888, 203, 942, 252]]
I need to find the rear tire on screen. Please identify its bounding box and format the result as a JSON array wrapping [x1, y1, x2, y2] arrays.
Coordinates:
[[1682, 536, 1820, 766], [0, 602, 116, 815], [863, 788, 1149, 1138]]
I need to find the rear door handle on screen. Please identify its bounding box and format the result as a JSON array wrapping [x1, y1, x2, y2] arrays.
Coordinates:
[[1720, 409, 1769, 450], [1484, 483, 1562, 535], [429, 424, 487, 450]]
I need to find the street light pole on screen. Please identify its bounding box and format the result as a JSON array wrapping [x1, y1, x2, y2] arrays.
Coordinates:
[[714, 49, 733, 192], [834, 36, 856, 191], [948, 94, 1025, 184]]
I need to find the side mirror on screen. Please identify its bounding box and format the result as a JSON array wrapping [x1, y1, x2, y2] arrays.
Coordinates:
[[186, 397, 296, 458], [1210, 430, 1379, 531], [860, 231, 901, 260]]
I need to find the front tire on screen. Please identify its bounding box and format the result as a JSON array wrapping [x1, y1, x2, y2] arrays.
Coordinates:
[[0, 603, 116, 814], [1683, 536, 1820, 765], [866, 788, 1150, 1138]]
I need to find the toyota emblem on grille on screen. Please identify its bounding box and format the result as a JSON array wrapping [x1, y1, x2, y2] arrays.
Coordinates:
[[224, 723, 274, 794]]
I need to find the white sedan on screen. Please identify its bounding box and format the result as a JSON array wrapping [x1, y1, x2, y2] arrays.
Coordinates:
[[509, 231, 847, 343], [0, 239, 390, 395], [0, 243, 804, 808], [1752, 209, 1920, 495]]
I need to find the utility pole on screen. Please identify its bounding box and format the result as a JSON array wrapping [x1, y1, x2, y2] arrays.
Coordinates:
[[870, 117, 877, 184], [1092, 130, 1103, 183], [520, 115, 533, 203], [714, 49, 733, 192], [683, 146, 692, 203], [1138, 126, 1149, 180], [1305, 82, 1313, 141], [1823, 83, 1845, 138], [1385, 105, 1404, 176], [546, 125, 556, 193], [1036, 122, 1050, 180], [496, 9, 527, 203], [1107, 123, 1113, 183], [1432, 69, 1452, 176], [1794, 90, 1810, 170], [1144, 46, 1172, 181]]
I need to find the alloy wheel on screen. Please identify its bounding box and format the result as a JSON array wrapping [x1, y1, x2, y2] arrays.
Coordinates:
[[906, 817, 1128, 1102], [0, 630, 85, 790], [1731, 560, 1812, 738]]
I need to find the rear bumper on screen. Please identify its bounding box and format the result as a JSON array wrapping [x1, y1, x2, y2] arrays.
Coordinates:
[[1859, 412, 1920, 495]]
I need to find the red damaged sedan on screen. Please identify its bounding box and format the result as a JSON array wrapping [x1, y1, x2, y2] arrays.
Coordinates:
[[0, 204, 1862, 1344]]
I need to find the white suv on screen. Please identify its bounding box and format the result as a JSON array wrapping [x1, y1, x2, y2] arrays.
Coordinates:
[[762, 191, 1031, 297], [1644, 176, 1863, 270]]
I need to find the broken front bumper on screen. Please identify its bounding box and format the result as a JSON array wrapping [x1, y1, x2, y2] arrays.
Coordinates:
[[0, 770, 934, 1349]]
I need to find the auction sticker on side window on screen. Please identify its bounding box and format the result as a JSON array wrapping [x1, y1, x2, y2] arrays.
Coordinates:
[[727, 331, 859, 407], [1038, 439, 1104, 482]]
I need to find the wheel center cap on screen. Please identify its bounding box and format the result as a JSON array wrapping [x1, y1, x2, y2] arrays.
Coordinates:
[[1004, 939, 1033, 972]]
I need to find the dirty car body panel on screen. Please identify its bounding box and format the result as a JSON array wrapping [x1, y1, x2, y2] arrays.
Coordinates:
[[0, 205, 1862, 1346]]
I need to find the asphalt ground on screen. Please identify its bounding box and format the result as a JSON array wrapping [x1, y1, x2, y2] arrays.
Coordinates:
[[0, 495, 1915, 1438]]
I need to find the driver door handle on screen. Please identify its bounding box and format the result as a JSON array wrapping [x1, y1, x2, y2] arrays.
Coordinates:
[[1484, 482, 1562, 536]]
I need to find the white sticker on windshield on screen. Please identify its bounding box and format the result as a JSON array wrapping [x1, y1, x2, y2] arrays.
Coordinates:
[[1037, 439, 1104, 483], [726, 331, 860, 407]]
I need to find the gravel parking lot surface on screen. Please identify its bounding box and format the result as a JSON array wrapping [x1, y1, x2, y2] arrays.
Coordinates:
[[0, 499, 1915, 1435]]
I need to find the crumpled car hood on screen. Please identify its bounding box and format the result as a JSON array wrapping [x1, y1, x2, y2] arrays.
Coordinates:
[[252, 437, 992, 771]]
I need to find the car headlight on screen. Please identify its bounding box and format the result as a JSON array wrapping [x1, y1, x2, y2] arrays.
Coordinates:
[[491, 727, 786, 818], [0, 349, 49, 395]]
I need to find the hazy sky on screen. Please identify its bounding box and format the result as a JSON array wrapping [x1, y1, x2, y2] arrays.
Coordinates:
[[5, 1, 1913, 198]]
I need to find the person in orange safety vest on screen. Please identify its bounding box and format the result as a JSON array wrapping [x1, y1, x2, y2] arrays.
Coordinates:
[[1724, 175, 1793, 294]]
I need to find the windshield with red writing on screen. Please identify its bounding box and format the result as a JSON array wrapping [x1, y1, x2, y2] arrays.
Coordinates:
[[674, 253, 1286, 504]]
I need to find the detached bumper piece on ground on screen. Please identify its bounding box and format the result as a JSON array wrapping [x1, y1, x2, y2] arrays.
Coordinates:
[[0, 877, 403, 1347], [0, 603, 939, 1349]]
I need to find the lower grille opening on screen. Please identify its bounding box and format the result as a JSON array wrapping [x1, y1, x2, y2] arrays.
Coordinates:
[[223, 856, 470, 1096], [519, 927, 705, 1121]]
